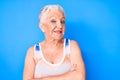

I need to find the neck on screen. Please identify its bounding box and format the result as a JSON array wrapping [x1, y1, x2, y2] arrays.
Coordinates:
[[43, 38, 63, 48]]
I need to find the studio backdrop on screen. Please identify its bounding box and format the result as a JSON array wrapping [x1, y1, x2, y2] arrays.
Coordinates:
[[0, 0, 120, 80]]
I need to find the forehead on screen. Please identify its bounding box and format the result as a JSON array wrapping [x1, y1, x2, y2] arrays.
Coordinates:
[[46, 10, 65, 20]]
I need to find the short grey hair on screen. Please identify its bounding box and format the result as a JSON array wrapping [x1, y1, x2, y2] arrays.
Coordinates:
[[39, 4, 65, 23]]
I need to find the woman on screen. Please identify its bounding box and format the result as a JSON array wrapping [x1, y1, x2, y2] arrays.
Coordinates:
[[23, 4, 85, 80]]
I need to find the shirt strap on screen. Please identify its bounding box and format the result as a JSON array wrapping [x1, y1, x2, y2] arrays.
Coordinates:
[[34, 43, 41, 59], [65, 38, 70, 55]]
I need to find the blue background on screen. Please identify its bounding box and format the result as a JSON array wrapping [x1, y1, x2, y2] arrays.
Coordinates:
[[0, 0, 120, 80]]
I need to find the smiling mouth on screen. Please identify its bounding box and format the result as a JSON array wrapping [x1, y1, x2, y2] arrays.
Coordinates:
[[54, 30, 62, 34]]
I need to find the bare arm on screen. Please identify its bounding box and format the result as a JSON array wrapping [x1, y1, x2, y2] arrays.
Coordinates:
[[23, 47, 36, 80]]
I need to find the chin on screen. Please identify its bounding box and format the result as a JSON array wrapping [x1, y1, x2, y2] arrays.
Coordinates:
[[52, 36, 63, 40]]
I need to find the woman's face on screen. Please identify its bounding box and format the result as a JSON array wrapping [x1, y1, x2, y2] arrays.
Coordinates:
[[40, 10, 65, 40]]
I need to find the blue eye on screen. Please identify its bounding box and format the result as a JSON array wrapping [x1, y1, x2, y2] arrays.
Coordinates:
[[51, 20, 56, 23], [61, 20, 65, 24]]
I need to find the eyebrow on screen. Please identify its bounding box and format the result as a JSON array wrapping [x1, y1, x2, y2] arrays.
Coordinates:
[[50, 17, 65, 21], [62, 17, 65, 19]]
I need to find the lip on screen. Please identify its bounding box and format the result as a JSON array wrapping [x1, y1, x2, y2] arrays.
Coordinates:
[[54, 30, 62, 34]]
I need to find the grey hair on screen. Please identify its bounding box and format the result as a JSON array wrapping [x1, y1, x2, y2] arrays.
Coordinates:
[[39, 4, 65, 23]]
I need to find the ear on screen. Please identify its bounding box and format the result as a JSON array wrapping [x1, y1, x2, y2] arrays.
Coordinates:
[[39, 23, 45, 32]]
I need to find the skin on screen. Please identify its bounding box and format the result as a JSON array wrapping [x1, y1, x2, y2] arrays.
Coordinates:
[[23, 9, 85, 80]]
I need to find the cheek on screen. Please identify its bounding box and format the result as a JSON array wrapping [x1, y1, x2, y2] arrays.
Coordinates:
[[63, 26, 65, 32], [44, 23, 52, 31], [45, 25, 55, 34], [49, 23, 57, 28], [49, 24, 56, 31]]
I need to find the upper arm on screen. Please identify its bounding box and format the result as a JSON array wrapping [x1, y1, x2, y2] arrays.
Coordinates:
[[23, 46, 35, 80], [70, 40, 85, 78]]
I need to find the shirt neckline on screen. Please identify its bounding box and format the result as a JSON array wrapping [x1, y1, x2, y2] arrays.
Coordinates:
[[39, 39, 66, 67]]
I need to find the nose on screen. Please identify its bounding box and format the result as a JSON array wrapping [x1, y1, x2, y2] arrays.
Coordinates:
[[57, 21, 63, 28]]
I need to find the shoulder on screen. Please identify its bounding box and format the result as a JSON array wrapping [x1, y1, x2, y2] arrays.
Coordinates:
[[70, 40, 80, 49], [69, 40, 84, 64], [26, 46, 34, 59], [69, 40, 81, 55], [27, 46, 34, 52]]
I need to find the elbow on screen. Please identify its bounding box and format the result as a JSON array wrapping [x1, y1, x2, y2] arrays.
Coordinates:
[[76, 74, 85, 80], [74, 71, 85, 80]]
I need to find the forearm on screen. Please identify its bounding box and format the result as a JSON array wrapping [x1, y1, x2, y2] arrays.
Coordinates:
[[25, 68, 85, 80], [38, 70, 85, 80]]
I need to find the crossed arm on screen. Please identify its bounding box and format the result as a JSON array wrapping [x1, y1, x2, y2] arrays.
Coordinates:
[[23, 40, 85, 80]]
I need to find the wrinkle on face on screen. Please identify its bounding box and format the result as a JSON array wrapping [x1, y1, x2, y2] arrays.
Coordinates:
[[40, 10, 65, 40]]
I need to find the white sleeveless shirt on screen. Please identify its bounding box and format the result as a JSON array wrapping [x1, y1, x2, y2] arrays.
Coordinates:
[[34, 39, 72, 78]]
